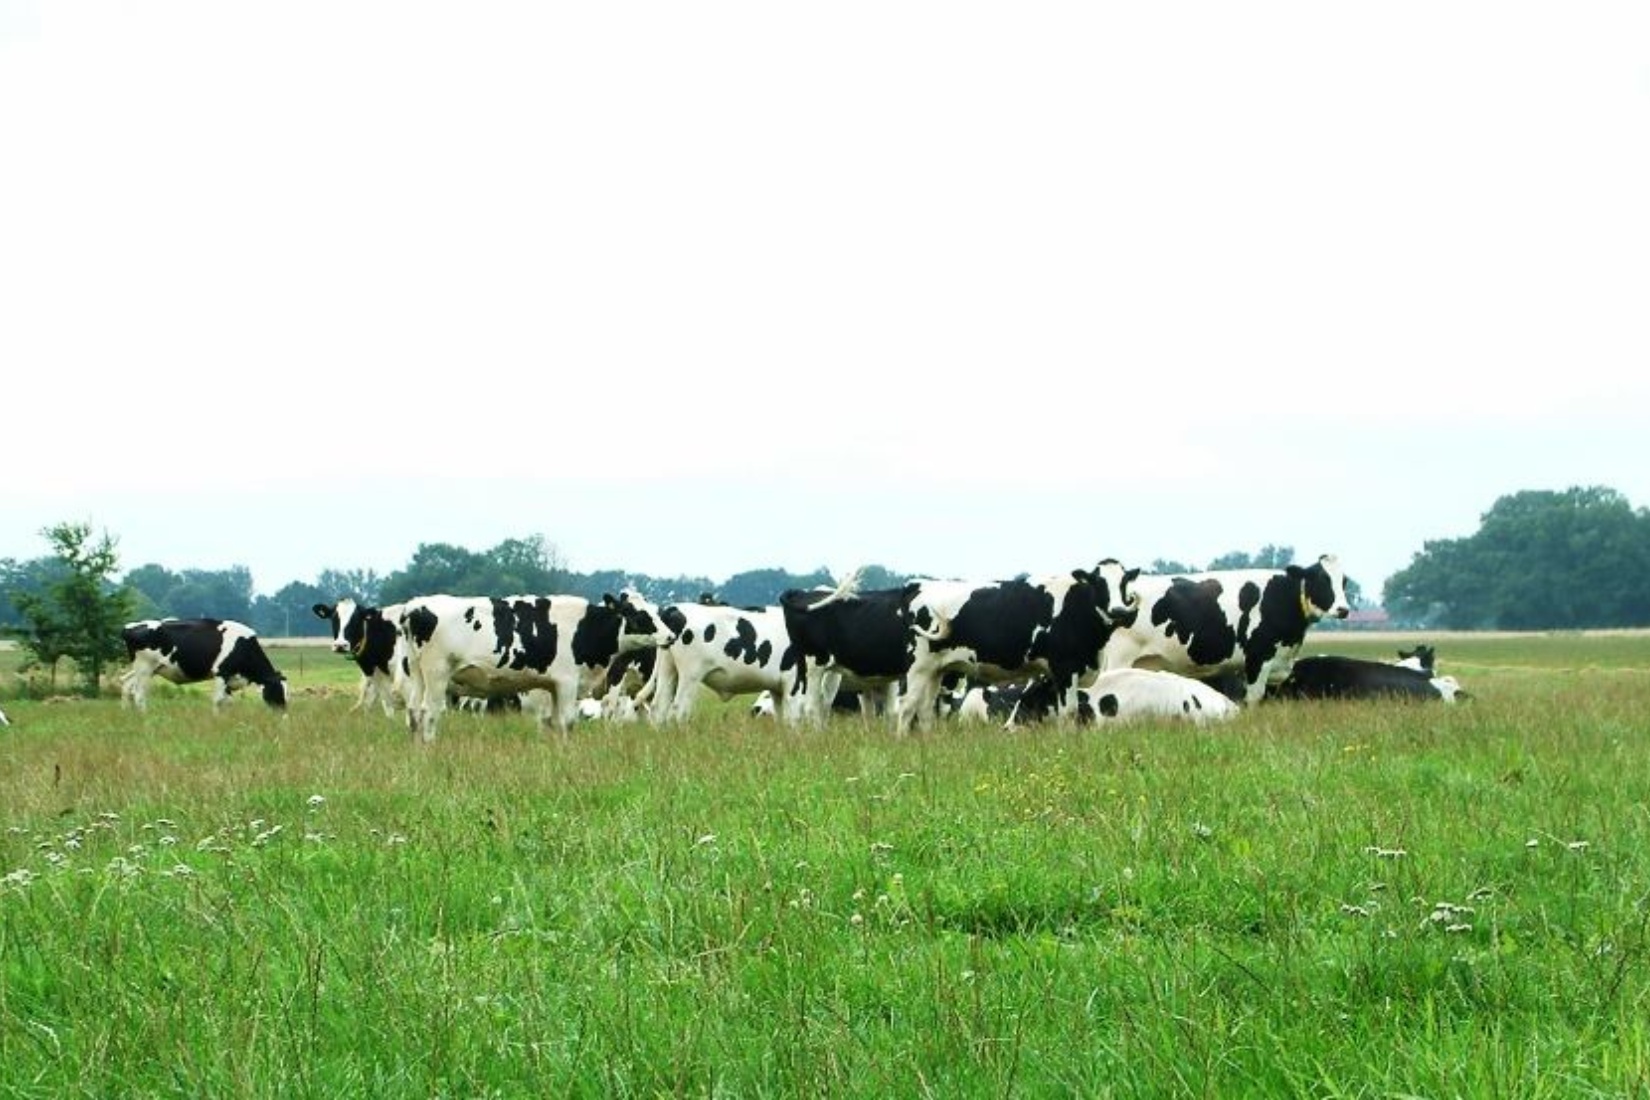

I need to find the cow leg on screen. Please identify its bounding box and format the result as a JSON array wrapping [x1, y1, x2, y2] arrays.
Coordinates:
[[211, 678, 234, 710], [405, 658, 449, 743], [121, 666, 151, 712]]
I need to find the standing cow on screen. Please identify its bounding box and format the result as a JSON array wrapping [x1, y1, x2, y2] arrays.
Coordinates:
[[397, 592, 664, 741], [647, 602, 799, 722], [120, 618, 289, 712], [313, 599, 406, 716], [1100, 554, 1352, 703], [898, 560, 1139, 733], [778, 578, 927, 726]]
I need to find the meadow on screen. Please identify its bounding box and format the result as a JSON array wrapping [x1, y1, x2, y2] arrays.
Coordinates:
[[2, 633, 1649, 1097]]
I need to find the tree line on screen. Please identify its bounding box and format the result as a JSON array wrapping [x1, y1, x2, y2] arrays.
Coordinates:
[[5, 485, 1647, 694]]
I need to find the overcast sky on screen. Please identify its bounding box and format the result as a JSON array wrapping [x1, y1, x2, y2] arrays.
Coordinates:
[[3, 2, 1647, 601]]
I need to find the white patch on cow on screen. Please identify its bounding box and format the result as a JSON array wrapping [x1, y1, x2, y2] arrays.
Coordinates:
[[1083, 668, 1240, 725]]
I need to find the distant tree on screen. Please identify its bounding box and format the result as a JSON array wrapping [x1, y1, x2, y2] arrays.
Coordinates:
[[377, 537, 567, 603], [252, 581, 331, 637], [123, 563, 183, 615], [14, 522, 134, 695], [316, 567, 384, 607], [718, 567, 836, 608], [379, 542, 486, 603], [1207, 545, 1296, 571], [0, 556, 68, 632], [164, 567, 256, 623], [1147, 558, 1198, 575], [1385, 486, 1650, 629]]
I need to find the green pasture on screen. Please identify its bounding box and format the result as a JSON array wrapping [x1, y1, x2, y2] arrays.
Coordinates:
[[2, 633, 1649, 1097]]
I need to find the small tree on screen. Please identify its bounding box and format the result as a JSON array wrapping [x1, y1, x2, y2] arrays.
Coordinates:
[[15, 522, 134, 696]]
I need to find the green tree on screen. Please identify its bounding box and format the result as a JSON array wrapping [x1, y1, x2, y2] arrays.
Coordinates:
[[14, 522, 134, 696], [1385, 486, 1650, 629]]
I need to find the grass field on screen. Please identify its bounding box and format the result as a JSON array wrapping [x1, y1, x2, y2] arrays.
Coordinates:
[[2, 634, 1649, 1096]]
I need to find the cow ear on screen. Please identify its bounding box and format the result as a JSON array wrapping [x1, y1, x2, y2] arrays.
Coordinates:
[[602, 593, 619, 609], [1071, 568, 1092, 583], [1286, 565, 1306, 579], [1125, 568, 1141, 583], [312, 604, 331, 618]]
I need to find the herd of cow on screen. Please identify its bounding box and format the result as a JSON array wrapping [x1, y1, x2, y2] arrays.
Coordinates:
[[105, 553, 1466, 741]]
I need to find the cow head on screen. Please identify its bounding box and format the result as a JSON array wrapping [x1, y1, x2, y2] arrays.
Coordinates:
[[262, 675, 290, 709], [1292, 554, 1351, 621], [313, 599, 370, 656], [1080, 558, 1141, 622], [605, 590, 667, 652]]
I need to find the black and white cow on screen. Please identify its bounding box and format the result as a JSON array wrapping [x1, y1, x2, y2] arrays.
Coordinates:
[[312, 599, 406, 716], [778, 579, 926, 725], [120, 618, 289, 712], [1004, 669, 1240, 727], [897, 560, 1139, 733], [1269, 655, 1464, 702], [648, 602, 799, 722], [397, 592, 664, 741], [1099, 555, 1352, 704]]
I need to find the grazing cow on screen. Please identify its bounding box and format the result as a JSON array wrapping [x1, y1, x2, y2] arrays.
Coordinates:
[[649, 602, 798, 722], [778, 579, 927, 725], [897, 560, 1139, 733], [1100, 555, 1352, 703], [313, 599, 406, 716], [1269, 655, 1465, 702], [120, 618, 289, 712], [398, 592, 664, 741]]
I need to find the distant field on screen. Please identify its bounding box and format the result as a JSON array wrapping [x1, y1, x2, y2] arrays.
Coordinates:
[[2, 633, 1649, 1094]]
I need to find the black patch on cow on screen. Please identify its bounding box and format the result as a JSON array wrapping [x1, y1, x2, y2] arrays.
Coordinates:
[[406, 606, 439, 648], [607, 647, 657, 688], [722, 617, 773, 668], [569, 603, 624, 668], [1243, 573, 1315, 687], [487, 598, 558, 672], [703, 622, 717, 643], [1299, 560, 1338, 617], [681, 628, 695, 646], [1097, 693, 1120, 718], [660, 606, 688, 638], [1149, 578, 1240, 669]]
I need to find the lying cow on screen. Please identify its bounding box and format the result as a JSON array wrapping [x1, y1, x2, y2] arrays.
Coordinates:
[[1100, 554, 1352, 703], [898, 560, 1139, 733], [398, 591, 664, 741], [1005, 669, 1239, 727], [1269, 655, 1465, 702], [313, 599, 406, 716], [120, 618, 289, 712]]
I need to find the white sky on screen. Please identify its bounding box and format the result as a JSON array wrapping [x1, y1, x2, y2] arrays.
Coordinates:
[[3, 2, 1648, 601]]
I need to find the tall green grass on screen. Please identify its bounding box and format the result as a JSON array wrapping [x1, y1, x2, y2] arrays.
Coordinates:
[[2, 636, 1649, 1096]]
